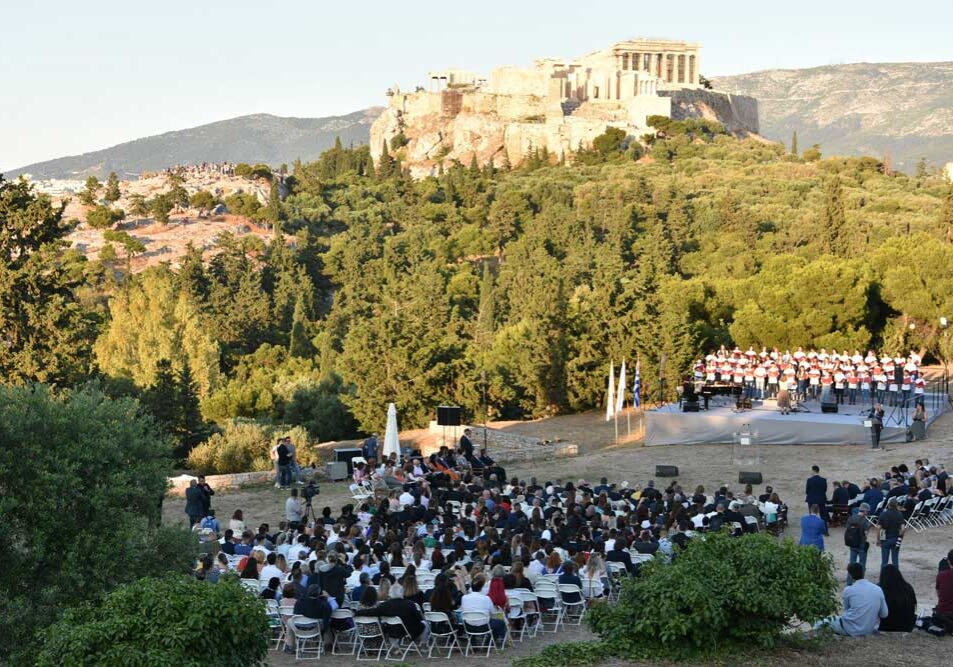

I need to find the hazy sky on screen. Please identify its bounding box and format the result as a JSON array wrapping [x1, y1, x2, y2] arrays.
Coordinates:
[[2, 0, 951, 171]]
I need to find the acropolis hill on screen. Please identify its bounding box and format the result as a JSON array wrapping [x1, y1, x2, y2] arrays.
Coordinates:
[[371, 38, 760, 176]]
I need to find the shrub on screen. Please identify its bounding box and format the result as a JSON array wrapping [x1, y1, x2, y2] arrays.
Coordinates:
[[0, 385, 194, 664], [36, 575, 269, 666], [587, 532, 838, 660], [186, 420, 319, 474]]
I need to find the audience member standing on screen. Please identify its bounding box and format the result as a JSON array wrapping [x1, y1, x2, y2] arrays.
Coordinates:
[[876, 497, 905, 570], [184, 479, 204, 528], [799, 504, 827, 551], [805, 465, 829, 523]]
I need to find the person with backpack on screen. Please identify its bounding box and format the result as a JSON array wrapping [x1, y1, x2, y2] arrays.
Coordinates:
[[844, 503, 871, 580]]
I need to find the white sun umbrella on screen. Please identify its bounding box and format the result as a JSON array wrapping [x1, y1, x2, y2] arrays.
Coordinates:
[[383, 402, 401, 462]]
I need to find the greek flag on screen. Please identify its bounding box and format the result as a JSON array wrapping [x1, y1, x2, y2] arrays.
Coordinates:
[[633, 360, 641, 408]]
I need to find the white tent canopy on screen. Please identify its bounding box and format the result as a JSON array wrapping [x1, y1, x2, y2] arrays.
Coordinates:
[[383, 402, 401, 462]]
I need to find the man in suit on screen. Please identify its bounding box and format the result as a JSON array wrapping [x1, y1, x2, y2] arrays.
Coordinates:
[[606, 540, 637, 575], [184, 479, 204, 528], [805, 465, 829, 523], [459, 428, 475, 461]]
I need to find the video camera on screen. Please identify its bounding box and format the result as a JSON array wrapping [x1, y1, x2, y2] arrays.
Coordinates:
[[303, 480, 320, 505]]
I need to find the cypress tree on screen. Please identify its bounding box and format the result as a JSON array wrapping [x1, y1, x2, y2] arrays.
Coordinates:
[[144, 359, 179, 434], [289, 295, 315, 358], [823, 176, 847, 255], [791, 130, 798, 156], [941, 185, 953, 243], [175, 362, 207, 458]]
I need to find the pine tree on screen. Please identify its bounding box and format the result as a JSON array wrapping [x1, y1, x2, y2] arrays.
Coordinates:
[[144, 358, 179, 430], [175, 362, 207, 458], [289, 294, 315, 358], [790, 131, 798, 156], [79, 176, 101, 206], [377, 142, 396, 180], [104, 171, 121, 203], [476, 262, 495, 365], [823, 176, 847, 255]]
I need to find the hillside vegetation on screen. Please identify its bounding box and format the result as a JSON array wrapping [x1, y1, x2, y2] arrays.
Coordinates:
[[3, 124, 953, 458], [714, 61, 953, 171]]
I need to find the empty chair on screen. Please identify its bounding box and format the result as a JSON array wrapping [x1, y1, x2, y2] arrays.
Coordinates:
[[516, 591, 542, 638]]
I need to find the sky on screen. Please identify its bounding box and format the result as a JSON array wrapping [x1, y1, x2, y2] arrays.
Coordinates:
[[2, 0, 952, 171]]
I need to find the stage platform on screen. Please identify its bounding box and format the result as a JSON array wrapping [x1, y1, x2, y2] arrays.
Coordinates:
[[644, 393, 949, 446]]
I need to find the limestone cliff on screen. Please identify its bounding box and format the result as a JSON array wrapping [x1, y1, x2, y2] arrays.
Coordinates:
[[371, 88, 758, 176]]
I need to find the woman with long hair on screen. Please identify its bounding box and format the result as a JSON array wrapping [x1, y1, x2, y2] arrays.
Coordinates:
[[487, 564, 508, 610], [509, 560, 532, 590], [229, 509, 246, 533], [583, 552, 608, 598], [878, 564, 917, 631], [401, 566, 427, 606], [545, 551, 564, 575]]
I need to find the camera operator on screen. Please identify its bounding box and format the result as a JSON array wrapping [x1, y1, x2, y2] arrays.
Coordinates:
[[285, 487, 305, 531], [303, 477, 320, 512]]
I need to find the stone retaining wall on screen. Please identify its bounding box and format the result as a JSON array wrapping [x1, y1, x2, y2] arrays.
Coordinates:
[[167, 470, 274, 496]]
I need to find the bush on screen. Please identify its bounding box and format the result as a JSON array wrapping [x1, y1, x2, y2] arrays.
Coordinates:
[[284, 374, 361, 443], [223, 191, 262, 217], [36, 575, 269, 666], [0, 385, 193, 664], [587, 532, 838, 660], [187, 420, 319, 474]]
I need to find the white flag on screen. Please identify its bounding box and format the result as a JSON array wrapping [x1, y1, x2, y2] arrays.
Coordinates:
[[606, 361, 616, 421], [615, 360, 627, 414]]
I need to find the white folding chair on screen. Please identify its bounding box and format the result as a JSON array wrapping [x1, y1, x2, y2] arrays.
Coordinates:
[[330, 608, 357, 655], [424, 611, 461, 658], [264, 599, 283, 650], [461, 610, 495, 657], [534, 589, 562, 632], [506, 595, 528, 642], [354, 617, 385, 661], [558, 584, 586, 624], [290, 615, 323, 660], [240, 578, 260, 594], [380, 615, 424, 661], [517, 591, 542, 638]]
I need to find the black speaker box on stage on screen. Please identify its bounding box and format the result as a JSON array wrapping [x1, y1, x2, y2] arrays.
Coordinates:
[[821, 403, 838, 414], [739, 471, 763, 485], [437, 405, 463, 426], [682, 401, 700, 413], [656, 465, 679, 477]]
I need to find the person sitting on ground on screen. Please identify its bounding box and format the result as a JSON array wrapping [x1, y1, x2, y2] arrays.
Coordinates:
[[877, 564, 917, 632], [932, 549, 953, 634], [815, 563, 887, 636]]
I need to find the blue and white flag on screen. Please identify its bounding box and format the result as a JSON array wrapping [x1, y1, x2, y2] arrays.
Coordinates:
[[633, 359, 641, 408]]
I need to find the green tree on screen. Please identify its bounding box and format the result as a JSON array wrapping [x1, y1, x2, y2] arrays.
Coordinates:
[[37, 576, 269, 666], [822, 176, 847, 256], [586, 532, 837, 661], [940, 185, 953, 243], [128, 193, 149, 220], [790, 130, 798, 156], [377, 142, 397, 180], [487, 189, 532, 258], [104, 170, 121, 203], [0, 385, 198, 664], [189, 189, 218, 216], [0, 176, 98, 384], [803, 143, 822, 161], [592, 126, 627, 157], [78, 175, 101, 206], [103, 229, 145, 275], [85, 203, 124, 229], [149, 192, 174, 223], [95, 266, 221, 395], [288, 294, 314, 358], [98, 242, 118, 264]]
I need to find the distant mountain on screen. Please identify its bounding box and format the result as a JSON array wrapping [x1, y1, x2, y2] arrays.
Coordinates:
[[713, 62, 953, 171], [5, 109, 383, 180]]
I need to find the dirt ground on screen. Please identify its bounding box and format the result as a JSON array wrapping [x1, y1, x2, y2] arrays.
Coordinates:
[[166, 408, 953, 665]]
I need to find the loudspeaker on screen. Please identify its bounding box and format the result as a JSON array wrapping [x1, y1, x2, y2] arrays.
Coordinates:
[[682, 401, 700, 413], [655, 465, 679, 477], [821, 403, 839, 414], [739, 471, 763, 485], [437, 405, 462, 426], [333, 447, 364, 475]]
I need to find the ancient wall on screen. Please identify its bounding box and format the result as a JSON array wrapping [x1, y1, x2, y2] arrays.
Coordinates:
[[485, 66, 550, 97]]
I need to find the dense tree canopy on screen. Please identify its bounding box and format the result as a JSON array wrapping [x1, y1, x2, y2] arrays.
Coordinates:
[[6, 126, 953, 451]]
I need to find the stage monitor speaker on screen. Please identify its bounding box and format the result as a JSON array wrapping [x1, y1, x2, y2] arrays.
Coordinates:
[[821, 403, 839, 414], [739, 471, 763, 485], [333, 447, 363, 475], [682, 401, 700, 413], [656, 465, 679, 478], [437, 405, 463, 426]]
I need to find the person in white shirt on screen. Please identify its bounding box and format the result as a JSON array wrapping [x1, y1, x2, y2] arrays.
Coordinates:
[[459, 575, 507, 641], [527, 552, 547, 580], [285, 488, 304, 528], [399, 490, 415, 508], [260, 552, 284, 584]]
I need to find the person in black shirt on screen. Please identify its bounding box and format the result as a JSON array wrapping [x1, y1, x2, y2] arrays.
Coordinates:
[[877, 497, 905, 570], [459, 428, 475, 461], [276, 438, 292, 488], [354, 587, 428, 645]]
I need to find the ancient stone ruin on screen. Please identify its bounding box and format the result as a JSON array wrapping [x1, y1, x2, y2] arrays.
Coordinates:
[[371, 38, 760, 176]]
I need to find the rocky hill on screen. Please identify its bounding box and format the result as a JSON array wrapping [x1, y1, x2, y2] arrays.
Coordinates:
[[5, 109, 383, 180], [713, 62, 953, 171]]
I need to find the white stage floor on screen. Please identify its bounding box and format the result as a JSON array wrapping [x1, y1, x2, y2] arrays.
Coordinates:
[[644, 394, 949, 446]]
